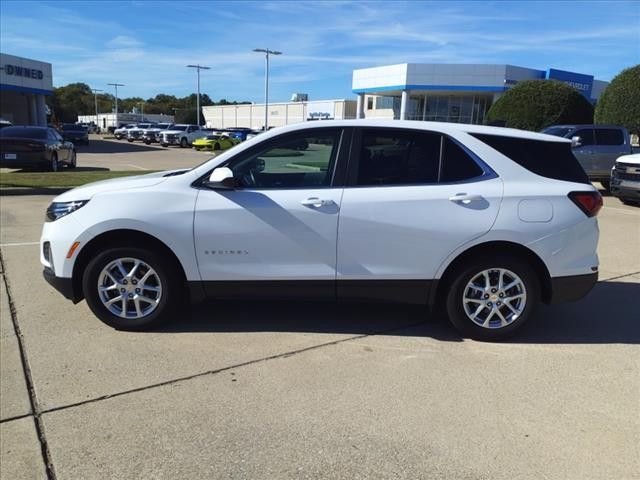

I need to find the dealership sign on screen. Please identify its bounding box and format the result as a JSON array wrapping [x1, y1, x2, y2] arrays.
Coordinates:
[[3, 64, 44, 80], [547, 69, 594, 99]]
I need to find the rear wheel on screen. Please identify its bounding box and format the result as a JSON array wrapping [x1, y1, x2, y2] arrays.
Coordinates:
[[213, 143, 221, 151], [600, 179, 611, 192], [82, 247, 182, 330], [445, 255, 539, 341], [50, 153, 59, 172]]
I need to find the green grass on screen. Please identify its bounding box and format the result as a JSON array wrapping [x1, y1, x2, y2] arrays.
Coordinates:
[[0, 170, 158, 188]]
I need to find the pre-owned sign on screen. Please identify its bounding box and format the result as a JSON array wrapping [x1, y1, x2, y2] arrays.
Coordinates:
[[4, 64, 44, 80]]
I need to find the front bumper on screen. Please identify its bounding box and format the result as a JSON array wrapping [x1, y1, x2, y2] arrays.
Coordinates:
[[549, 272, 598, 304], [43, 267, 81, 303]]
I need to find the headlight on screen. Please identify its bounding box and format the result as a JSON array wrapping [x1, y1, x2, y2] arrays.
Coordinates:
[[46, 200, 89, 222]]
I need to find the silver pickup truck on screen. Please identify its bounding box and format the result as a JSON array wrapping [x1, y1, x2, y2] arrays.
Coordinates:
[[541, 124, 633, 191]]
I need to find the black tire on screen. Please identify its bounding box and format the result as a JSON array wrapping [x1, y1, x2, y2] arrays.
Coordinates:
[[127, 138, 133, 142], [144, 140, 151, 145], [161, 143, 168, 148], [600, 179, 611, 192], [50, 153, 60, 172], [180, 137, 188, 148], [67, 150, 77, 169], [445, 255, 540, 341], [82, 247, 182, 331], [213, 143, 221, 151]]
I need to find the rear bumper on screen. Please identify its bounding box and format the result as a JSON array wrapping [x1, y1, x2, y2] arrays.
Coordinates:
[[43, 267, 81, 303], [549, 272, 598, 304]]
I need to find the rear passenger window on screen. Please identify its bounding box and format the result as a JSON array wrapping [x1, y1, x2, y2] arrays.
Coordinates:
[[440, 138, 484, 182], [595, 129, 624, 145], [356, 130, 440, 186], [573, 129, 595, 146], [471, 134, 590, 184]]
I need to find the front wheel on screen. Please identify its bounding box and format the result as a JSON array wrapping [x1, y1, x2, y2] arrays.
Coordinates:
[[445, 255, 539, 341], [600, 179, 611, 192], [180, 137, 188, 148], [82, 247, 182, 330], [67, 150, 77, 169]]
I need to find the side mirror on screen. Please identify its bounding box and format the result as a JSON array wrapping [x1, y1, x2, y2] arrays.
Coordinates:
[[571, 136, 582, 148], [207, 167, 236, 189]]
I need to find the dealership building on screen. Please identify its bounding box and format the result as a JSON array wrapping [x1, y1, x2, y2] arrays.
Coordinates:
[[353, 63, 609, 124], [202, 99, 357, 129], [0, 52, 53, 126]]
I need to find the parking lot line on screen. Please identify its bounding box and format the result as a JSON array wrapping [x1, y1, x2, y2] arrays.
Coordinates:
[[0, 242, 39, 247]]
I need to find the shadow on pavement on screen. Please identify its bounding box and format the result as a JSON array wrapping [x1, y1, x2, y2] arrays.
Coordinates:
[[159, 280, 639, 344], [77, 138, 163, 154]]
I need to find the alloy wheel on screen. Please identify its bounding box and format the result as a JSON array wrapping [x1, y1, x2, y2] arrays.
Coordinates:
[[97, 257, 163, 319], [462, 268, 527, 329]]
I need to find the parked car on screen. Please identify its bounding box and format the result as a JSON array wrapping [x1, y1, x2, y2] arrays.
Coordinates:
[[113, 124, 137, 140], [61, 123, 89, 145], [220, 127, 256, 142], [158, 124, 205, 147], [126, 123, 157, 142], [40, 120, 601, 340], [142, 123, 173, 144], [1, 126, 76, 171], [541, 124, 633, 191], [610, 153, 640, 205], [192, 133, 241, 151]]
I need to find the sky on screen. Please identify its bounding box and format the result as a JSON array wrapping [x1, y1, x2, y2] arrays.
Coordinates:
[[1, 0, 639, 103]]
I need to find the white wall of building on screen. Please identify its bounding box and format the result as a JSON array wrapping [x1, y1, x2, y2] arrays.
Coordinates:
[[202, 100, 356, 129], [77, 113, 175, 130]]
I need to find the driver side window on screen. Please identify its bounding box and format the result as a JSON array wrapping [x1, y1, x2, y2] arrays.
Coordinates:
[[227, 129, 341, 189]]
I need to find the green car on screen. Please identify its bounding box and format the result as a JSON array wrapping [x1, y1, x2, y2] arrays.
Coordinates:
[[192, 134, 240, 151]]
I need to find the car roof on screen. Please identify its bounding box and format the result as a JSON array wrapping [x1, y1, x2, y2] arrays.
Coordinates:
[[545, 124, 626, 129], [267, 119, 570, 143]]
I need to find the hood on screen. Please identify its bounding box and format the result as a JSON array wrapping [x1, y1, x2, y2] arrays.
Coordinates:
[[53, 170, 181, 202], [616, 153, 640, 165]]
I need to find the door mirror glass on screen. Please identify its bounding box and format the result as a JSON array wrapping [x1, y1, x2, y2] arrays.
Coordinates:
[[207, 167, 236, 189], [571, 136, 582, 148]]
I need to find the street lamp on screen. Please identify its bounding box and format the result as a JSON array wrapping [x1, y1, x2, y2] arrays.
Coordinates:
[[91, 88, 102, 129], [107, 82, 125, 127], [186, 64, 210, 126], [138, 101, 145, 121], [253, 48, 281, 130]]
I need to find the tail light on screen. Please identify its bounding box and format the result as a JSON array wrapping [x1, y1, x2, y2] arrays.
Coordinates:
[[568, 191, 603, 217]]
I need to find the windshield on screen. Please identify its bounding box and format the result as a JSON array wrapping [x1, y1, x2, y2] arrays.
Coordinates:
[[0, 127, 48, 139], [138, 123, 153, 128], [158, 123, 171, 129], [169, 125, 188, 131], [542, 127, 574, 138], [205, 135, 221, 140], [63, 124, 85, 131]]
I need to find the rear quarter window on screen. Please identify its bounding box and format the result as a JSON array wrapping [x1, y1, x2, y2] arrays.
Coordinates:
[[471, 133, 590, 184], [595, 128, 624, 146]]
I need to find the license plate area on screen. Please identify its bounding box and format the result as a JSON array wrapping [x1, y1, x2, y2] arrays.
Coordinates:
[[4, 153, 17, 160]]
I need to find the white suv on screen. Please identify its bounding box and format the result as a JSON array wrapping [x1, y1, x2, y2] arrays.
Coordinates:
[[40, 120, 601, 340]]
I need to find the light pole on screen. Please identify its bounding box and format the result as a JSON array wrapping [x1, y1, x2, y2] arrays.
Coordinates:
[[91, 88, 102, 129], [138, 102, 145, 121], [253, 48, 281, 130], [186, 64, 210, 126], [107, 83, 125, 127]]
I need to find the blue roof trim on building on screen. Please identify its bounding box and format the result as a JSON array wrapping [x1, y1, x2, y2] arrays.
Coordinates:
[[352, 84, 506, 94], [0, 83, 53, 96]]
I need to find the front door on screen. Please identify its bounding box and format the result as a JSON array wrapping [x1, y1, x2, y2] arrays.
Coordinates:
[[336, 128, 502, 304], [193, 127, 346, 299]]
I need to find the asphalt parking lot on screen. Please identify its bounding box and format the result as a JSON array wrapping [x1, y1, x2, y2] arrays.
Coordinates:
[[0, 141, 638, 479]]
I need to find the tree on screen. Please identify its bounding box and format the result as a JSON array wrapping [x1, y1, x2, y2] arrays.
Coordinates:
[[594, 65, 640, 135], [485, 80, 594, 131], [49, 82, 94, 122]]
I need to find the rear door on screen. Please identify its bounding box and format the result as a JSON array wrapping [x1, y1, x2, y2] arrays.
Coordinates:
[[336, 128, 502, 303], [593, 128, 630, 177]]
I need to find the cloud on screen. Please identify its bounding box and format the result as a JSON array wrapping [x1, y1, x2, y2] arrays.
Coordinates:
[[106, 36, 143, 49]]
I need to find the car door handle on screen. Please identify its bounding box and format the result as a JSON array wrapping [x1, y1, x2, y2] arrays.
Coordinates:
[[301, 197, 333, 208], [449, 193, 484, 204]]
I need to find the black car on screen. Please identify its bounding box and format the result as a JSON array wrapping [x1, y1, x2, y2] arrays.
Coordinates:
[[0, 126, 76, 171], [61, 123, 89, 145]]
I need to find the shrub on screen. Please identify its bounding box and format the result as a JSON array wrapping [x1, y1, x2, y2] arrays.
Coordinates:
[[594, 65, 640, 135], [485, 80, 594, 131]]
